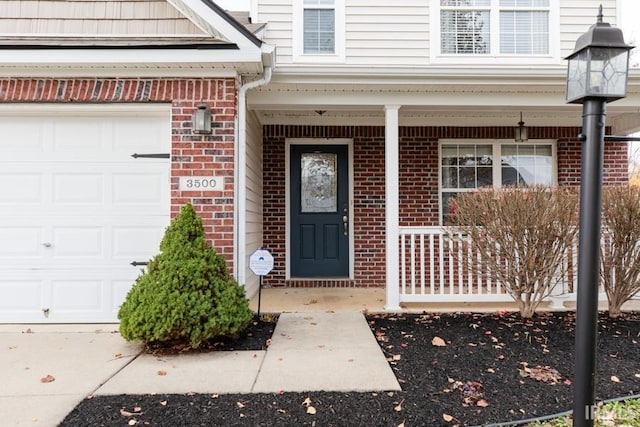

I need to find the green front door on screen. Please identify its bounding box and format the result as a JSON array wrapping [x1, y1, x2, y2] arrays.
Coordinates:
[[290, 144, 349, 277]]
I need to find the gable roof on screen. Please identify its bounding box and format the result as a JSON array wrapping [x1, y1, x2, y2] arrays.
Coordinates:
[[0, 0, 271, 77]]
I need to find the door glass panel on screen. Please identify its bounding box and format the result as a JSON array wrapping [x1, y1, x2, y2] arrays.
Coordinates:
[[301, 152, 337, 212]]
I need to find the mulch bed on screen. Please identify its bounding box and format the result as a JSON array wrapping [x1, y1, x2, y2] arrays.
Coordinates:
[[60, 311, 640, 427]]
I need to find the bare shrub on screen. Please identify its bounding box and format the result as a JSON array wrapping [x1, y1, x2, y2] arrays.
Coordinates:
[[600, 186, 640, 317], [451, 187, 578, 318]]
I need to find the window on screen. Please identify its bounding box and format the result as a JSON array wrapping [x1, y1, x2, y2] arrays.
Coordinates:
[[293, 0, 345, 62], [304, 0, 335, 54], [438, 0, 550, 56], [440, 141, 555, 224]]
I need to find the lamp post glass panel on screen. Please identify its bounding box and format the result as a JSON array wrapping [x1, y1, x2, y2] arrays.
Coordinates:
[[565, 6, 633, 427]]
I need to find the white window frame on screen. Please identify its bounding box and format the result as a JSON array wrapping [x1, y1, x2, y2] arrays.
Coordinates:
[[430, 0, 560, 65], [438, 139, 558, 225], [293, 0, 346, 63]]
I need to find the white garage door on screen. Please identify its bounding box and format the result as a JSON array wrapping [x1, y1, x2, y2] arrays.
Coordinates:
[[0, 105, 171, 323]]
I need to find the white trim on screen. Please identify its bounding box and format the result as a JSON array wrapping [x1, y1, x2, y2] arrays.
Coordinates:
[[384, 105, 401, 311], [292, 0, 346, 64], [235, 66, 273, 296], [437, 139, 559, 225], [429, 0, 560, 65], [285, 138, 354, 280]]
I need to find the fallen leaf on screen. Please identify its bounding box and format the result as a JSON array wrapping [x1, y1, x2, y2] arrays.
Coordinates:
[[212, 394, 219, 398], [302, 397, 312, 406], [635, 373, 640, 379], [432, 336, 446, 347], [394, 400, 404, 412], [477, 399, 489, 407], [128, 420, 137, 426], [307, 406, 317, 415], [120, 409, 134, 417], [40, 374, 55, 383], [443, 414, 454, 422], [398, 422, 405, 427], [486, 368, 495, 373], [236, 402, 245, 409], [392, 354, 401, 361], [133, 407, 142, 412], [611, 375, 621, 383], [157, 370, 167, 376], [160, 401, 167, 406]]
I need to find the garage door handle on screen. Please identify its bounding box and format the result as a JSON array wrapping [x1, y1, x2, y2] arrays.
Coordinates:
[[130, 261, 148, 266], [41, 242, 52, 248]]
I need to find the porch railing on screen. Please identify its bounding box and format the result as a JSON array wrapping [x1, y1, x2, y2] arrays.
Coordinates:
[[398, 226, 594, 306]]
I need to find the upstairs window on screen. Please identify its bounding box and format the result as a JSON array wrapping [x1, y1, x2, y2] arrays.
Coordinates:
[[439, 0, 550, 56], [294, 0, 345, 62], [304, 0, 336, 54]]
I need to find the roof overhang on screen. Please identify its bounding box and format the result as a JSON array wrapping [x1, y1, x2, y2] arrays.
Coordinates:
[[248, 66, 640, 134]]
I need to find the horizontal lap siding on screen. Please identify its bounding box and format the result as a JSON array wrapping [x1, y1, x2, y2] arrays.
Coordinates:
[[560, 0, 617, 57], [0, 77, 238, 271], [263, 125, 627, 288]]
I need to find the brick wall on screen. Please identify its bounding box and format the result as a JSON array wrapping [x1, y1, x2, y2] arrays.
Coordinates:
[[263, 125, 628, 288], [0, 78, 237, 267]]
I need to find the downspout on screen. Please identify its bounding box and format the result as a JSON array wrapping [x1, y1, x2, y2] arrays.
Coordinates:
[[234, 64, 273, 292]]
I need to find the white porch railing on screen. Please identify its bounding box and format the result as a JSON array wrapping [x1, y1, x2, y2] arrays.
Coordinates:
[[398, 226, 584, 306]]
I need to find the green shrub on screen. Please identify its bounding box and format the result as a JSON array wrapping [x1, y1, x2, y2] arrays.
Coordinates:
[[118, 203, 253, 348]]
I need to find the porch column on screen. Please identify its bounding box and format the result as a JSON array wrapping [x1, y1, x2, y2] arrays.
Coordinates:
[[384, 105, 401, 310]]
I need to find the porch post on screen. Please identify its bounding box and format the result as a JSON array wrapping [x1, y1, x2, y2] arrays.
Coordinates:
[[384, 105, 401, 310]]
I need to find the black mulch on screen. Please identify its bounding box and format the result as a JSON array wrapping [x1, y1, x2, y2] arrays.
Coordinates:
[[60, 311, 640, 427]]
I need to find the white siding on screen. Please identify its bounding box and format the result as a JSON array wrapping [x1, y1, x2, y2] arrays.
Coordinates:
[[257, 0, 617, 68], [560, 0, 617, 58], [244, 109, 264, 298]]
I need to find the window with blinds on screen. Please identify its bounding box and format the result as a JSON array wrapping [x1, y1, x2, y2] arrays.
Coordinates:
[[303, 0, 336, 54], [439, 0, 549, 56]]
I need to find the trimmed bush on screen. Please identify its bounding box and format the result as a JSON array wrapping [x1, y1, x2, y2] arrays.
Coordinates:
[[118, 203, 253, 348], [601, 186, 640, 318], [451, 186, 578, 318]]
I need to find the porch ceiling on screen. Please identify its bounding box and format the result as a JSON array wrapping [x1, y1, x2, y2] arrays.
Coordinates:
[[248, 79, 640, 135]]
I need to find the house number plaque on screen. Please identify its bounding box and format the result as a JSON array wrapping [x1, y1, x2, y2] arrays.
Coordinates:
[[178, 176, 224, 191]]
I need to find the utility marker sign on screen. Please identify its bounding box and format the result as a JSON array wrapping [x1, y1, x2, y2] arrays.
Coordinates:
[[249, 249, 274, 276]]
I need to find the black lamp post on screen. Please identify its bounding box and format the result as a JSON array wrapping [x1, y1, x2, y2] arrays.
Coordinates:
[[565, 6, 633, 426]]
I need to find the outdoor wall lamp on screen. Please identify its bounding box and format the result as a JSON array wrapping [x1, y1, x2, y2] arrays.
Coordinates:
[[514, 112, 528, 142], [565, 6, 633, 426], [192, 104, 212, 134]]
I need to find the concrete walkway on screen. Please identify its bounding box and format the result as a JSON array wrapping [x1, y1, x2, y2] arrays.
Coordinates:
[[0, 312, 399, 427]]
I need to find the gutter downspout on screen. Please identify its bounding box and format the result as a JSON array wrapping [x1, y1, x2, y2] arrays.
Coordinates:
[[234, 64, 273, 294]]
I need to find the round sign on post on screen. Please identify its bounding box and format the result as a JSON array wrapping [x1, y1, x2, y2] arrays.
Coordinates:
[[249, 249, 273, 317], [249, 249, 274, 276]]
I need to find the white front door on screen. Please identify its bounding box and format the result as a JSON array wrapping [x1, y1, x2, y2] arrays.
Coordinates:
[[0, 105, 170, 323]]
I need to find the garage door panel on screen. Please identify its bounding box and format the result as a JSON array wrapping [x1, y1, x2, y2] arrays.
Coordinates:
[[113, 172, 167, 206], [53, 173, 104, 205], [51, 227, 104, 259], [0, 227, 44, 258], [52, 279, 103, 311], [112, 226, 165, 259], [0, 173, 43, 204], [52, 118, 105, 153], [0, 117, 46, 152], [0, 279, 43, 311]]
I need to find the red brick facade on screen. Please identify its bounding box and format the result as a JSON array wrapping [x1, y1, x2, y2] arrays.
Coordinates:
[[263, 125, 628, 288], [0, 78, 238, 267]]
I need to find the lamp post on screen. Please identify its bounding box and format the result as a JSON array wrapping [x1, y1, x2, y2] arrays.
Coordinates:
[[565, 6, 633, 426]]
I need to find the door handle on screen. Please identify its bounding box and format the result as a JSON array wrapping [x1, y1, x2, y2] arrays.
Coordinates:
[[342, 215, 348, 236]]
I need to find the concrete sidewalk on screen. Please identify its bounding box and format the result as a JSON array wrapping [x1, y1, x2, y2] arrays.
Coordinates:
[[0, 312, 400, 427]]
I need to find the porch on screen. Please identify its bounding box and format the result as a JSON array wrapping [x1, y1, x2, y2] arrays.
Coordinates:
[[247, 286, 640, 314]]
